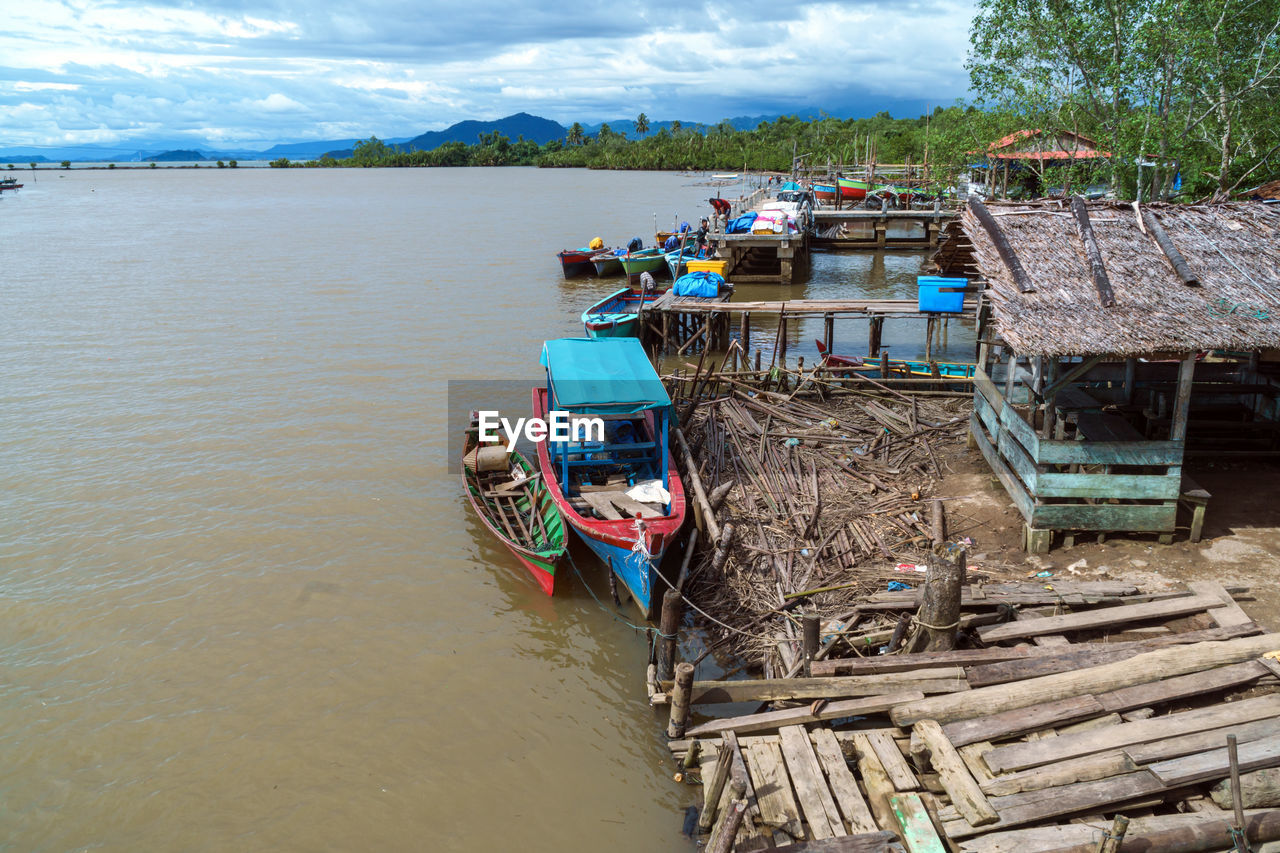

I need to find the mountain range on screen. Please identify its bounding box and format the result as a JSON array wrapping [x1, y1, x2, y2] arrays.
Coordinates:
[[0, 107, 888, 163]]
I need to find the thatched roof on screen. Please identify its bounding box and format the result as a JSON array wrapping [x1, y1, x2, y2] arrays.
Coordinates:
[[937, 200, 1280, 357]]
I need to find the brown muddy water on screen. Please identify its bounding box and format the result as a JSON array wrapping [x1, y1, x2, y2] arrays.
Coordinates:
[[0, 167, 971, 850]]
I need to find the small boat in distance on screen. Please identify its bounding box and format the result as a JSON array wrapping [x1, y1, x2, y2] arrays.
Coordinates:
[[815, 339, 977, 379], [461, 414, 567, 596], [534, 338, 686, 618], [590, 247, 626, 276], [0, 176, 24, 192], [582, 286, 667, 338], [557, 247, 598, 279]]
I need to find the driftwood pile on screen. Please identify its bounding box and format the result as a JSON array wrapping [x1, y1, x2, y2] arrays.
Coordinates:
[[658, 578, 1280, 853], [674, 383, 994, 671]]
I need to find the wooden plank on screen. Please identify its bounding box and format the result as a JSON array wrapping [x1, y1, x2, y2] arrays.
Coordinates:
[[957, 742, 996, 786], [810, 728, 879, 834], [889, 792, 947, 853], [911, 720, 998, 827], [665, 672, 969, 704], [942, 695, 1105, 748], [1030, 501, 1178, 534], [969, 412, 1034, 522], [1149, 734, 1280, 786], [1034, 470, 1180, 500], [1188, 579, 1253, 627], [852, 732, 900, 833], [778, 725, 844, 840], [964, 623, 1263, 687], [1095, 659, 1268, 712], [689, 691, 925, 738], [812, 647, 1042, 677], [602, 491, 663, 518], [580, 491, 623, 520], [746, 739, 805, 838], [1034, 437, 1183, 466], [768, 832, 904, 853], [864, 730, 920, 792], [941, 771, 1166, 839], [982, 693, 1280, 773], [891, 633, 1280, 727], [976, 592, 1221, 643]]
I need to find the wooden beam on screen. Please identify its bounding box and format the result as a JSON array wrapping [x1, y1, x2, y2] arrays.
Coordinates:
[[967, 196, 1035, 293], [976, 592, 1222, 642], [889, 633, 1280, 727], [911, 719, 999, 826], [1041, 354, 1106, 400], [688, 690, 925, 737], [1141, 208, 1200, 286], [1070, 196, 1116, 307]]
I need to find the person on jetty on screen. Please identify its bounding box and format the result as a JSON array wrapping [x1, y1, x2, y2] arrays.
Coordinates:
[[708, 196, 731, 229]]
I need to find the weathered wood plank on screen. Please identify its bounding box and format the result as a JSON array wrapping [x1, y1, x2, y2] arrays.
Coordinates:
[[1188, 579, 1253, 628], [1034, 470, 1180, 500], [911, 719, 998, 827], [982, 693, 1280, 773], [977, 593, 1229, 645], [946, 660, 1267, 747], [969, 411, 1034, 522], [691, 691, 925, 737], [865, 729, 920, 792], [1030, 501, 1178, 534], [891, 633, 1280, 727], [1148, 734, 1280, 786], [941, 771, 1166, 839], [1034, 438, 1184, 466], [964, 623, 1263, 687], [889, 792, 947, 853], [663, 672, 967, 704], [852, 732, 900, 834], [779, 725, 844, 840], [769, 831, 904, 852], [811, 728, 879, 834], [813, 647, 1043, 677], [746, 739, 805, 838]]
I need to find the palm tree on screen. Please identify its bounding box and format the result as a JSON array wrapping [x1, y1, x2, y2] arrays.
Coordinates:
[[567, 122, 584, 146], [635, 113, 649, 138]]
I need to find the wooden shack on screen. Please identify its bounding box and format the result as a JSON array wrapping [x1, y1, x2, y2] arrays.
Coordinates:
[[935, 199, 1280, 552]]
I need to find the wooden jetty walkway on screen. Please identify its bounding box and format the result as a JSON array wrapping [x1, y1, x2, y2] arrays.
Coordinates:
[[642, 294, 977, 359]]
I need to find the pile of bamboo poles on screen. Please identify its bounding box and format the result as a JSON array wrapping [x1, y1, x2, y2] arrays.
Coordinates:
[[676, 380, 998, 671]]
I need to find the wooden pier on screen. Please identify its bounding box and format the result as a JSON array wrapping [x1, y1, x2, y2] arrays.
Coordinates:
[[710, 231, 809, 285], [643, 296, 977, 360], [811, 209, 957, 250]]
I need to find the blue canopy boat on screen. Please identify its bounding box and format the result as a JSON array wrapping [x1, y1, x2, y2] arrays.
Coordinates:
[[532, 338, 686, 618], [582, 286, 668, 338]]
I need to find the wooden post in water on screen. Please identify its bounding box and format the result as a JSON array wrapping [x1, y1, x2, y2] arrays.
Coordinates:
[[667, 662, 695, 738], [802, 610, 820, 678], [739, 312, 750, 353], [823, 312, 835, 359], [925, 316, 936, 362], [880, 349, 891, 380], [658, 589, 683, 681]]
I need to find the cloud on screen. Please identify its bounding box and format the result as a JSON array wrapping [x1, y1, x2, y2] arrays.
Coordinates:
[[0, 0, 975, 149]]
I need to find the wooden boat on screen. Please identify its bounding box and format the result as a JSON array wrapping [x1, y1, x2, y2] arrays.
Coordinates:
[[618, 246, 668, 278], [838, 177, 871, 200], [557, 247, 597, 278], [664, 242, 708, 279], [534, 338, 686, 618], [0, 176, 24, 191], [812, 183, 838, 203], [590, 248, 625, 276], [815, 339, 977, 379], [582, 287, 668, 338], [461, 415, 567, 596]]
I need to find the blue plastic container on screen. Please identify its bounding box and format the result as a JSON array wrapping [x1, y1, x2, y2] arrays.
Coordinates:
[[917, 276, 967, 313]]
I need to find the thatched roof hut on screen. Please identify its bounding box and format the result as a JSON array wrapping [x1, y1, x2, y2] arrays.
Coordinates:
[[938, 200, 1280, 357]]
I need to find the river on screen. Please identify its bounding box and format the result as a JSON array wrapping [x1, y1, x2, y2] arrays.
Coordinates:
[[0, 167, 969, 850]]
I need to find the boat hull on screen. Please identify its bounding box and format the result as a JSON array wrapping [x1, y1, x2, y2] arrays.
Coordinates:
[[591, 252, 624, 276], [838, 178, 870, 200], [532, 386, 685, 618], [582, 287, 666, 339], [558, 248, 596, 279], [462, 429, 566, 596], [618, 249, 667, 278], [812, 183, 837, 202]]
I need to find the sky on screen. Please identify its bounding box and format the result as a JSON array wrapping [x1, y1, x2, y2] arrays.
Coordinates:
[[0, 0, 976, 153]]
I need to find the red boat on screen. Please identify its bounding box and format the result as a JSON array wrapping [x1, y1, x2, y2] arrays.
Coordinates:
[[533, 337, 686, 619]]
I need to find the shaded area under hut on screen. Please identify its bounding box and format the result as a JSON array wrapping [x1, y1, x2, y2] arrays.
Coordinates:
[[936, 199, 1280, 553]]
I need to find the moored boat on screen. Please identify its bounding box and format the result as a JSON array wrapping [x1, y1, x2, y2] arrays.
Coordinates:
[[812, 183, 838, 203], [582, 286, 668, 338], [557, 247, 597, 279], [533, 337, 686, 618], [591, 248, 626, 276], [618, 246, 668, 278], [461, 415, 567, 596], [815, 339, 977, 378], [0, 176, 24, 191], [838, 177, 871, 201]]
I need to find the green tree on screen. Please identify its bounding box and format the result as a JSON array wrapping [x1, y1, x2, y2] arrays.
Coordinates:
[[217, 160, 226, 168], [150, 162, 158, 169], [229, 160, 238, 168], [61, 160, 70, 169], [352, 136, 392, 165], [270, 157, 292, 168], [567, 122, 585, 146], [635, 113, 649, 137]]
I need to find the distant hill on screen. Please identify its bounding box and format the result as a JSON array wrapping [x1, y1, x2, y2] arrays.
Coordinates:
[[145, 150, 209, 162], [404, 112, 566, 150]]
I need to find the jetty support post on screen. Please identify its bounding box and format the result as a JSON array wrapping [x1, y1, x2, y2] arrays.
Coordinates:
[[905, 550, 964, 653], [658, 588, 683, 682], [667, 661, 695, 738], [802, 610, 820, 678]]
